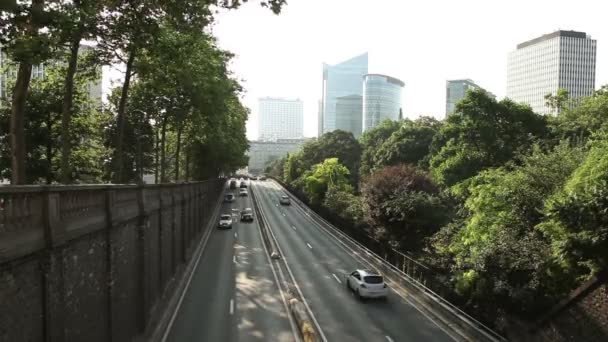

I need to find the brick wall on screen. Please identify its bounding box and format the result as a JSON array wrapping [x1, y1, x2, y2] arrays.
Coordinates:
[[0, 181, 223, 342]]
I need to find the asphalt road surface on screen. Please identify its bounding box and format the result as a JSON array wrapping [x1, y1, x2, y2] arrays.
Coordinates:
[[252, 180, 455, 342], [164, 180, 297, 342]]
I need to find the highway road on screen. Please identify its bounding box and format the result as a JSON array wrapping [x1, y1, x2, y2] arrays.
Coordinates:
[[164, 180, 297, 342], [252, 180, 456, 342]]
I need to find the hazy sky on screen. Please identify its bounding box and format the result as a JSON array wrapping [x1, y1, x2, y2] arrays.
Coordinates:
[[211, 0, 607, 140]]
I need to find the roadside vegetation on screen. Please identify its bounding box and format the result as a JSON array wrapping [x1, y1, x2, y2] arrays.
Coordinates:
[[266, 87, 608, 330], [0, 0, 287, 184]]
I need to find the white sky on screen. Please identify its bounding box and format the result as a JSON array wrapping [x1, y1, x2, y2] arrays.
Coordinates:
[[211, 0, 608, 140]]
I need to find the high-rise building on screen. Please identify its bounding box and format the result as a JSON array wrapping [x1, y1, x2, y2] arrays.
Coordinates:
[[446, 79, 480, 115], [335, 95, 363, 138], [362, 74, 404, 132], [321, 52, 368, 136], [0, 44, 103, 105], [258, 97, 304, 141], [247, 138, 308, 173], [507, 30, 597, 115]]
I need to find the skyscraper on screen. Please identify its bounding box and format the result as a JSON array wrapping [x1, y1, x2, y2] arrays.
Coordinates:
[[321, 52, 368, 136], [258, 97, 304, 141], [507, 30, 597, 115], [446, 79, 480, 115], [335, 95, 363, 138], [362, 74, 404, 132]]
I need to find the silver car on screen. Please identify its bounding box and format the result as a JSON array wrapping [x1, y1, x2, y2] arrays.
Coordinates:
[[218, 214, 233, 229]]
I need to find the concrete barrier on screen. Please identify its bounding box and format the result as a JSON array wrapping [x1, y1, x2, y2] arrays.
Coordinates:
[[250, 186, 280, 260], [289, 298, 318, 342]]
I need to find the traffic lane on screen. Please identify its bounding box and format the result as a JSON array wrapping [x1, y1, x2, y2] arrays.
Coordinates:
[[254, 183, 387, 342], [232, 187, 296, 342], [256, 182, 454, 342], [166, 199, 237, 342]]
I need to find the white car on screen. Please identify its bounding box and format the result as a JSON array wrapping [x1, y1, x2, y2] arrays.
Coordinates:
[[239, 188, 248, 196], [218, 214, 233, 229], [346, 269, 388, 300]]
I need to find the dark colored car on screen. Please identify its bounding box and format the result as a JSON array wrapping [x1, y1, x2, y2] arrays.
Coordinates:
[[229, 179, 237, 189], [240, 181, 247, 188], [241, 208, 254, 222], [224, 194, 235, 203]]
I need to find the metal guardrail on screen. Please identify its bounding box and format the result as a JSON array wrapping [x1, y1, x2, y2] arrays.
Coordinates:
[[271, 178, 507, 342]]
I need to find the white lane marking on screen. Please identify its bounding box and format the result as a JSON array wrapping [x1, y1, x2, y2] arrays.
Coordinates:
[[234, 232, 238, 238], [291, 226, 297, 230], [233, 255, 237, 264], [161, 198, 223, 342], [251, 185, 303, 342], [306, 243, 313, 249], [290, 196, 462, 342], [385, 336, 394, 342], [256, 188, 328, 342], [230, 299, 234, 315], [332, 273, 342, 284], [282, 213, 286, 217]]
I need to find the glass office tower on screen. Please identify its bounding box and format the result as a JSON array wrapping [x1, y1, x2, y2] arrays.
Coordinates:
[[320, 52, 368, 137], [362, 74, 404, 132]]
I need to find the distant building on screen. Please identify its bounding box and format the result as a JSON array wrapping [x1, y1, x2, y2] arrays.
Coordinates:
[[258, 97, 304, 141], [321, 52, 368, 136], [446, 79, 481, 115], [362, 74, 404, 133], [317, 100, 323, 138], [507, 30, 597, 115], [0, 44, 103, 106], [247, 138, 308, 174], [336, 95, 363, 138]]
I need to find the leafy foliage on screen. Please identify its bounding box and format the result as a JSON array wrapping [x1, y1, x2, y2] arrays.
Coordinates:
[[375, 116, 441, 170], [429, 89, 549, 187], [359, 119, 401, 176], [442, 142, 586, 316], [361, 164, 447, 251], [538, 134, 608, 278], [303, 158, 352, 205], [285, 130, 361, 186], [0, 61, 109, 183]]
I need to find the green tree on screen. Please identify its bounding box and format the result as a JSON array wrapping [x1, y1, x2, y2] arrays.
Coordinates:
[[442, 142, 586, 316], [303, 158, 352, 205], [359, 119, 401, 176], [361, 164, 447, 252], [1, 0, 59, 183], [375, 116, 441, 170], [0, 61, 109, 183], [287, 130, 361, 186], [429, 89, 549, 187], [545, 88, 570, 115], [538, 134, 608, 279], [550, 85, 608, 143]]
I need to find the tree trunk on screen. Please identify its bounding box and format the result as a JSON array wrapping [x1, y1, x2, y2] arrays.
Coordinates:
[[154, 126, 159, 184], [185, 142, 190, 181], [60, 28, 83, 184], [10, 62, 32, 184], [46, 111, 53, 185], [160, 115, 168, 183], [113, 49, 136, 183], [174, 124, 182, 181]]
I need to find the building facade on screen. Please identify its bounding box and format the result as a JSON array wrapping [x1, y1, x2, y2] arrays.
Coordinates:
[[335, 95, 363, 138], [446, 79, 480, 115], [507, 30, 597, 115], [362, 74, 404, 132], [0, 44, 103, 105], [247, 139, 307, 173], [320, 52, 368, 136], [258, 97, 304, 141]]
